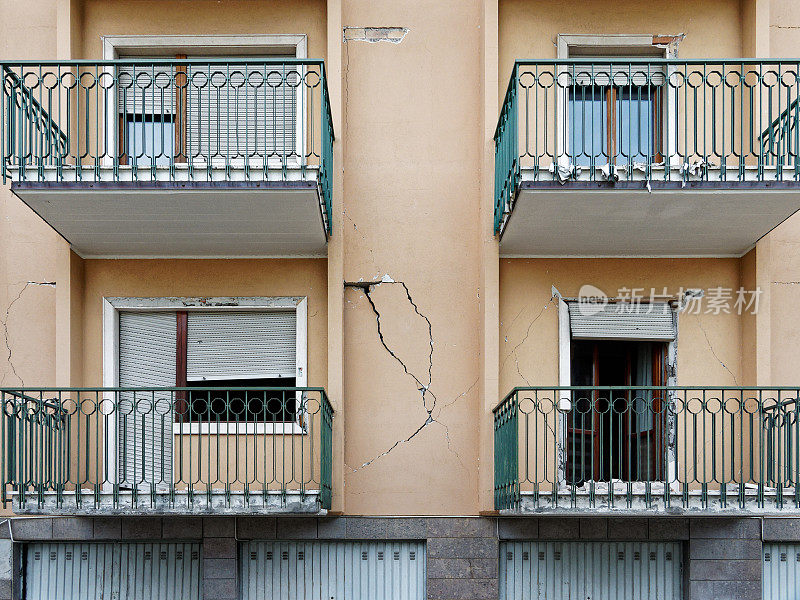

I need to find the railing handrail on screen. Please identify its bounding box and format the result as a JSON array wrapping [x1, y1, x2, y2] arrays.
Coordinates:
[[493, 385, 800, 413], [511, 58, 800, 66], [494, 385, 800, 511], [2, 385, 335, 511], [0, 58, 329, 66], [1, 386, 334, 415], [2, 67, 69, 145]]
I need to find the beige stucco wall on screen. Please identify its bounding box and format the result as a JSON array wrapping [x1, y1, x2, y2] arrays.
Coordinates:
[[338, 0, 483, 515], [3, 0, 800, 518], [79, 0, 327, 60], [80, 259, 328, 387], [499, 258, 745, 391], [499, 0, 744, 95]]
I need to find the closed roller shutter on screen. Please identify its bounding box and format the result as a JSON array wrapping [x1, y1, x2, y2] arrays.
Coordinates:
[[241, 541, 426, 600], [118, 311, 176, 489], [499, 541, 682, 600], [25, 542, 201, 600], [184, 59, 297, 162], [763, 543, 800, 600], [568, 302, 676, 341], [117, 63, 176, 116], [186, 311, 296, 381]]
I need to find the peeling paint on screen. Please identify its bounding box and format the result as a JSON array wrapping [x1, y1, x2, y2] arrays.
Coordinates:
[[343, 27, 409, 44]]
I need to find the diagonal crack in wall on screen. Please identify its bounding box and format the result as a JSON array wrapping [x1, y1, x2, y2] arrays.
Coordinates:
[[344, 277, 466, 472], [1, 281, 57, 386]]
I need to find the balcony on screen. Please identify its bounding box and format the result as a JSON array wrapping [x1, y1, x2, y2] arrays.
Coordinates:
[[0, 387, 333, 514], [494, 386, 800, 514], [1, 59, 334, 256], [494, 60, 800, 256]]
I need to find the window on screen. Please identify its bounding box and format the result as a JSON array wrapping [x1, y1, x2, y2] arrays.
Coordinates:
[[180, 310, 298, 424], [568, 79, 661, 166], [116, 51, 298, 165], [116, 307, 303, 425], [557, 35, 671, 168], [124, 113, 175, 166]]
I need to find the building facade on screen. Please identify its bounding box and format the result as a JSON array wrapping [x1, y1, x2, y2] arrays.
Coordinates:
[[1, 0, 800, 598]]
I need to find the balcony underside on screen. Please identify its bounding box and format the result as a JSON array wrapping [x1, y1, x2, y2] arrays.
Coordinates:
[[12, 490, 325, 516], [500, 168, 800, 257], [10, 166, 327, 257], [504, 486, 800, 516]]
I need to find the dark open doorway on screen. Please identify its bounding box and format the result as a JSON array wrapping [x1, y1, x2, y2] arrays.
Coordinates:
[[567, 340, 668, 484]]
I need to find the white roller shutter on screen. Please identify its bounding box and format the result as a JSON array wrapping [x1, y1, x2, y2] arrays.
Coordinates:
[[241, 541, 426, 600], [500, 541, 682, 600], [568, 302, 675, 341], [186, 311, 296, 381], [184, 59, 297, 162], [118, 311, 176, 489], [25, 543, 201, 600]]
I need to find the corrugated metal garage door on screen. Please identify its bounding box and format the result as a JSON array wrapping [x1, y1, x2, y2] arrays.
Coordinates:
[[25, 542, 201, 600], [241, 541, 426, 600], [763, 543, 800, 600], [499, 541, 682, 600]]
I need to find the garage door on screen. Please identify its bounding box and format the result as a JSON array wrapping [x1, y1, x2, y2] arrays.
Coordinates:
[[499, 541, 682, 600], [25, 542, 201, 600], [241, 541, 425, 599], [763, 543, 800, 600]]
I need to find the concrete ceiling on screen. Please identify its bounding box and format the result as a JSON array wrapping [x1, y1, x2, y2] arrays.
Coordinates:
[[500, 188, 800, 257], [13, 186, 328, 257]]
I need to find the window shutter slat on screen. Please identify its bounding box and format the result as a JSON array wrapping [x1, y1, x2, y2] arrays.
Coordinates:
[[186, 311, 296, 381], [184, 60, 297, 161], [118, 311, 176, 488], [568, 302, 675, 340]]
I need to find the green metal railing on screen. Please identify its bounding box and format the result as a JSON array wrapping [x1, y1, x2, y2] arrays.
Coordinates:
[[494, 387, 800, 512], [1, 387, 334, 512], [494, 60, 800, 234], [1, 59, 334, 234]]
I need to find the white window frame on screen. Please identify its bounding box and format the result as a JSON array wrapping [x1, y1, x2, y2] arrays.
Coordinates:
[[102, 34, 308, 170], [556, 298, 679, 484], [555, 34, 677, 170], [102, 296, 309, 487]]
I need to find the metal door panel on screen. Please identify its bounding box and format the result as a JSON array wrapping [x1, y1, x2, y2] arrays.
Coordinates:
[[25, 543, 201, 600], [499, 541, 682, 600], [763, 543, 800, 600], [241, 540, 425, 600]]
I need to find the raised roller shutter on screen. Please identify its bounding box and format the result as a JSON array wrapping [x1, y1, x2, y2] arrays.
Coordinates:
[[763, 543, 800, 600], [499, 541, 682, 600], [568, 301, 676, 341], [184, 59, 297, 162], [118, 311, 176, 489], [241, 541, 426, 600], [186, 310, 296, 381], [25, 542, 201, 600]]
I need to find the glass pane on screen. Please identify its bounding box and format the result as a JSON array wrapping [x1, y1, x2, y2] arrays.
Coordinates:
[[616, 87, 655, 163], [568, 86, 607, 166], [126, 116, 174, 166]]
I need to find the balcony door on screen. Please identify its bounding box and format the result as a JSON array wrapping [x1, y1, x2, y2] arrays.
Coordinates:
[[563, 300, 675, 484], [568, 340, 667, 483]]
